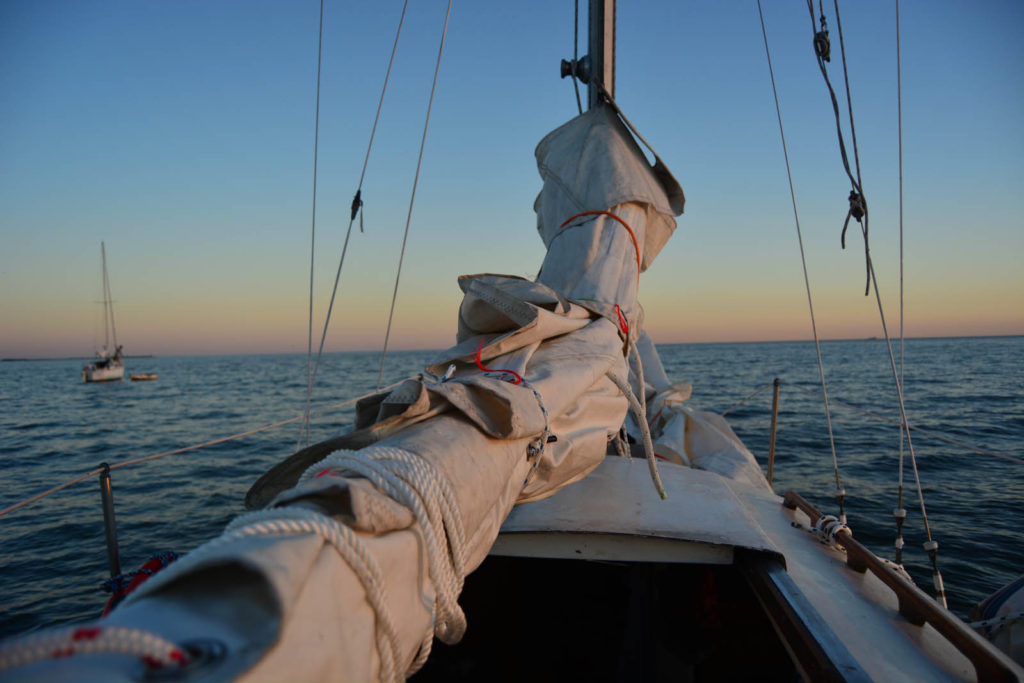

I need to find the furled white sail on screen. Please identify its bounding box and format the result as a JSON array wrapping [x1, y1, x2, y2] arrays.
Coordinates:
[[0, 102, 687, 681]]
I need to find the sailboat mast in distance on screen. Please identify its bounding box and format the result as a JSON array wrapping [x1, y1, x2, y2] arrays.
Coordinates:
[[100, 241, 118, 352]]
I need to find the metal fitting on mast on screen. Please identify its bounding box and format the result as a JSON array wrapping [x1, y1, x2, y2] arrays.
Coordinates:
[[560, 0, 615, 110]]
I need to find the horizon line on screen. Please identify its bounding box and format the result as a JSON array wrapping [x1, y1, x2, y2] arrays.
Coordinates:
[[4, 333, 1021, 362]]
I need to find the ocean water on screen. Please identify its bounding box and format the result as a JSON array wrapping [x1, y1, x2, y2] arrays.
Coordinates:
[[0, 337, 1021, 639]]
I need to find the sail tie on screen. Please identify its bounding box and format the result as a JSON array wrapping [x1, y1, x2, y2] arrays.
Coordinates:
[[471, 339, 551, 490], [559, 210, 641, 282], [472, 337, 523, 385], [300, 446, 468, 675]]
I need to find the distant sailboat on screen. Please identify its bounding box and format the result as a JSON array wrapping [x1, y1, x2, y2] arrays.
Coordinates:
[[81, 242, 125, 383]]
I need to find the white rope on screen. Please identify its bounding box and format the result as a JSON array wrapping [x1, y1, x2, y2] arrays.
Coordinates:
[[233, 507, 404, 680], [136, 440, 472, 680], [118, 503, 405, 681], [0, 624, 188, 674], [814, 514, 851, 546], [792, 514, 851, 548], [301, 446, 468, 665], [607, 370, 666, 500]]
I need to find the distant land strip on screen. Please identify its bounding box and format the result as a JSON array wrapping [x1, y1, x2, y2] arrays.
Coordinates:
[[1, 355, 155, 362]]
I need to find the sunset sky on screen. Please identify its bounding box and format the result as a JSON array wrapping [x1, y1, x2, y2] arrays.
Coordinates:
[[2, 1, 1021, 358]]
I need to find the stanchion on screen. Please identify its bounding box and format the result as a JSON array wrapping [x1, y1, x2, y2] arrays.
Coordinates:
[[767, 378, 781, 485], [98, 463, 121, 578]]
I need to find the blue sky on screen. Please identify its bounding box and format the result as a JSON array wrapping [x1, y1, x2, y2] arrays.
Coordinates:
[[2, 1, 1022, 357]]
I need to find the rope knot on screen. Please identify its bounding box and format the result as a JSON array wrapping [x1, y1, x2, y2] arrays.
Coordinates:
[[847, 190, 865, 222], [841, 190, 867, 251], [814, 30, 831, 62], [813, 514, 850, 546], [350, 189, 362, 221], [814, 12, 831, 62]]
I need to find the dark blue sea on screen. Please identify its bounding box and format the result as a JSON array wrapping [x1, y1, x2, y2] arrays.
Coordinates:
[[1, 337, 1021, 639]]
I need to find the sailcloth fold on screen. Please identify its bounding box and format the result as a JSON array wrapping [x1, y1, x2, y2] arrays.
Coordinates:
[[0, 103, 688, 682]]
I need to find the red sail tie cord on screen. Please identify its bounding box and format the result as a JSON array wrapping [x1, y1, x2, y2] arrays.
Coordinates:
[[559, 210, 641, 281], [474, 338, 523, 385]]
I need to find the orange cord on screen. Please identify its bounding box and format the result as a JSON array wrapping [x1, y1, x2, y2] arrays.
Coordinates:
[[474, 337, 523, 385], [559, 210, 641, 279]]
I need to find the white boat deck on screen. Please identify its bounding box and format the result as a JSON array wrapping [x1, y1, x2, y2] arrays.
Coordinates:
[[494, 456, 1020, 681]]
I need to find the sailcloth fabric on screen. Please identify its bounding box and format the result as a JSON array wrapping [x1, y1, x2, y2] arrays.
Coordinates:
[[0, 104, 685, 682]]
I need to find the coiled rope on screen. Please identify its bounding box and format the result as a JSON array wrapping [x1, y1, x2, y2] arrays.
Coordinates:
[[791, 512, 851, 548], [302, 446, 467, 671], [0, 625, 188, 675], [132, 445, 466, 681]]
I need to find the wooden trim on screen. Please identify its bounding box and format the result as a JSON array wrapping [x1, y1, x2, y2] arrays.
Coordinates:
[[783, 490, 1020, 682]]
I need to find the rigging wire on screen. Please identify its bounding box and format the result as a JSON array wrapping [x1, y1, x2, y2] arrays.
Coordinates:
[[301, 0, 326, 450], [298, 0, 411, 447], [806, 0, 870, 295], [0, 381, 405, 518], [810, 0, 947, 605], [756, 0, 847, 523], [377, 0, 454, 391], [572, 0, 583, 114], [894, 0, 908, 563]]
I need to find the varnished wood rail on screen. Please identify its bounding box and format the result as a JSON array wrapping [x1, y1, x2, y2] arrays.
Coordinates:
[[783, 490, 1020, 682]]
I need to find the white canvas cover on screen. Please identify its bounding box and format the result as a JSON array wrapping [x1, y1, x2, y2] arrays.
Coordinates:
[[0, 103, 687, 682]]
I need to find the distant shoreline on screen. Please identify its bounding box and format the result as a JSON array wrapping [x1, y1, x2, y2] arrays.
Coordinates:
[[1, 355, 155, 363], [3, 335, 1021, 362]]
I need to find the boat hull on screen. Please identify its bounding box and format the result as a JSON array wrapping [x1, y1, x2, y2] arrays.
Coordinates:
[[82, 362, 124, 382]]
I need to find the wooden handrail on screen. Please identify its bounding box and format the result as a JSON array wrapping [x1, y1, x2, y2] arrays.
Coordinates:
[[783, 491, 1020, 682]]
